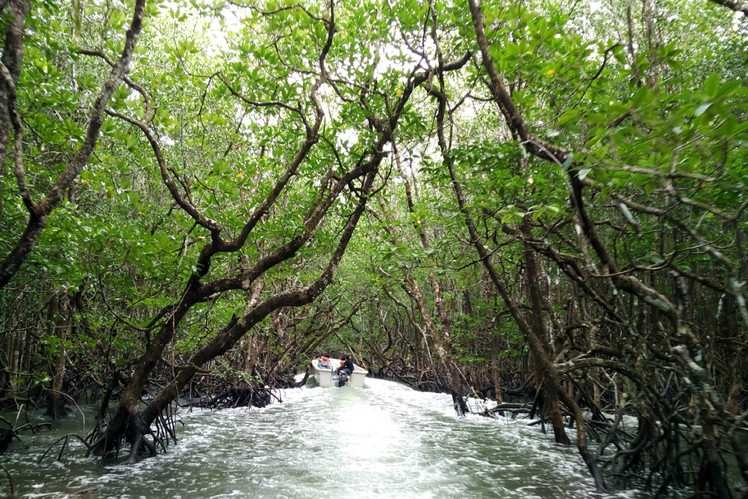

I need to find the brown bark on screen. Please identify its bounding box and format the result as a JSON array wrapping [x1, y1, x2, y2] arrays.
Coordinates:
[[47, 292, 69, 419], [0, 0, 28, 220], [520, 220, 571, 445]]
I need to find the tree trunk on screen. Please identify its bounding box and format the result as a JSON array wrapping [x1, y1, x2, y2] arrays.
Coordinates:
[[521, 219, 571, 445], [46, 291, 69, 419], [491, 358, 502, 403]]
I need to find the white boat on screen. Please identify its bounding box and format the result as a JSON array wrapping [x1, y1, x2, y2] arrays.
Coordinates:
[[310, 358, 368, 387]]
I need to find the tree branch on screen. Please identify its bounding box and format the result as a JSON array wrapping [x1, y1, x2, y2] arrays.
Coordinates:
[[0, 0, 148, 288], [708, 0, 748, 15]]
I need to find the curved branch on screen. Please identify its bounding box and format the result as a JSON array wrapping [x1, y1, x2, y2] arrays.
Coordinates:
[[105, 109, 221, 234], [78, 48, 154, 122], [0, 0, 30, 218], [708, 0, 748, 15]]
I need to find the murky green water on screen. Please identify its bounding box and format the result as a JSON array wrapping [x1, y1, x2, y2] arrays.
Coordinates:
[[2, 379, 638, 498]]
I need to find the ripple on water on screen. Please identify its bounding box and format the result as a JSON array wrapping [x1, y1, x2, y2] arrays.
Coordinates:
[[3, 378, 643, 498]]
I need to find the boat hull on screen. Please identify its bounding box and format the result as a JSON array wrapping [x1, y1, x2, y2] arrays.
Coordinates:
[[310, 360, 367, 387]]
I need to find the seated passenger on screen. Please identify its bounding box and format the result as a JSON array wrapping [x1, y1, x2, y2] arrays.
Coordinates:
[[336, 354, 354, 376], [318, 353, 331, 368], [343, 355, 354, 374]]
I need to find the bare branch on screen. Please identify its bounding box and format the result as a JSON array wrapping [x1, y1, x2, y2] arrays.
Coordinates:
[[708, 0, 748, 15]]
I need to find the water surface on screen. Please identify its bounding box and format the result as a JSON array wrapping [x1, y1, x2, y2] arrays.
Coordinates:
[[3, 378, 637, 498]]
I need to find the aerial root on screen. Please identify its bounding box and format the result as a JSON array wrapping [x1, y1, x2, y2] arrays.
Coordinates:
[[38, 434, 93, 464], [1, 412, 53, 453], [188, 384, 272, 410]]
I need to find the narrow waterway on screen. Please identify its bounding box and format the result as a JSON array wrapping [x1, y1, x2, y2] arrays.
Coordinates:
[[3, 379, 638, 498]]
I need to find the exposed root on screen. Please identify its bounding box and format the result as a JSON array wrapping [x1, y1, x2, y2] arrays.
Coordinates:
[[0, 412, 52, 453], [86, 406, 171, 462], [38, 434, 93, 464], [191, 384, 272, 410], [0, 462, 14, 498]]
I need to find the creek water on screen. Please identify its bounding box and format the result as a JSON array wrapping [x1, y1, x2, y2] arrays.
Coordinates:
[[2, 378, 639, 498]]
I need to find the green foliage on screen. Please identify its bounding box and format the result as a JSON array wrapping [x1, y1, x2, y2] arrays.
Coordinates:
[[1, 1, 745, 446]]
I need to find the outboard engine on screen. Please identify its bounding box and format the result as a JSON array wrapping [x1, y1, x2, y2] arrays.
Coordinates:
[[337, 371, 350, 387]]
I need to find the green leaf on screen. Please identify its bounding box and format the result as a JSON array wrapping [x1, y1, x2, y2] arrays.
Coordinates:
[[694, 102, 711, 117]]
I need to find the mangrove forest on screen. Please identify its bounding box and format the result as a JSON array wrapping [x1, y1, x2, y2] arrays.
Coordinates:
[[1, 0, 747, 496]]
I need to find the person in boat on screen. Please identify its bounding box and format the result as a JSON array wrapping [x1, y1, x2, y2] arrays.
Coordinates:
[[336, 354, 354, 376], [318, 353, 331, 368]]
